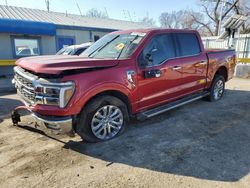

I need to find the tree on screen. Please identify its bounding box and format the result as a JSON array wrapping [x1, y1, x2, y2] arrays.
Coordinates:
[[188, 10, 215, 36], [237, 0, 250, 33], [159, 12, 175, 28], [159, 10, 212, 36], [191, 0, 250, 35], [140, 17, 156, 27], [159, 10, 200, 29], [86, 8, 108, 19]]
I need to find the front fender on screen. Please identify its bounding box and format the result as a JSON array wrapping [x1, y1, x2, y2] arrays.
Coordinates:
[[72, 82, 134, 114]]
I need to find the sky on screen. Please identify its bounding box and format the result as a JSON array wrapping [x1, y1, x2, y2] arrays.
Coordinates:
[[0, 0, 200, 24]]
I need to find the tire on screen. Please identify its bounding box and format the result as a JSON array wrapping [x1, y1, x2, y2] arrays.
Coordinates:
[[207, 74, 225, 102], [76, 96, 129, 143]]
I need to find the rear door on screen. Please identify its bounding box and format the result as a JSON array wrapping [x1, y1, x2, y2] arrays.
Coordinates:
[[174, 32, 208, 95]]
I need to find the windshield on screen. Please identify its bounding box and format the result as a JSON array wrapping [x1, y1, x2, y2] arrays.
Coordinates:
[[81, 33, 146, 59], [56, 47, 75, 55]]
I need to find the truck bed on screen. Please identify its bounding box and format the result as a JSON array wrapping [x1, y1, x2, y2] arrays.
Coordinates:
[[205, 48, 236, 83], [205, 48, 235, 54]]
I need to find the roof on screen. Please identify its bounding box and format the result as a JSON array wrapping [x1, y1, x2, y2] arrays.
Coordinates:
[[0, 5, 150, 31], [111, 28, 198, 35]]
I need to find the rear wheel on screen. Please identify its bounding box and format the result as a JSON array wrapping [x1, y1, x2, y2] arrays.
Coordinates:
[[76, 96, 129, 142], [207, 75, 225, 102]]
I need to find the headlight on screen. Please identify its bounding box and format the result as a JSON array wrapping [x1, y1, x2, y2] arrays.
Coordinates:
[[35, 81, 75, 108]]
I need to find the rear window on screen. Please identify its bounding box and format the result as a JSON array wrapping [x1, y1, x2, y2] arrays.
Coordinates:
[[175, 33, 201, 57]]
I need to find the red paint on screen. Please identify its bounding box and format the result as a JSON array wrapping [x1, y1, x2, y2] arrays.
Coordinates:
[[16, 55, 118, 74], [16, 29, 236, 116]]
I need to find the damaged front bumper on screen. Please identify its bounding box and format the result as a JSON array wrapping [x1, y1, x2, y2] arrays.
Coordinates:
[[32, 113, 73, 135], [11, 106, 74, 135]]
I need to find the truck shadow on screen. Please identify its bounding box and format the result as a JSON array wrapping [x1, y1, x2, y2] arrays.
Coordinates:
[[0, 97, 23, 124], [8, 89, 250, 182], [63, 89, 250, 182]]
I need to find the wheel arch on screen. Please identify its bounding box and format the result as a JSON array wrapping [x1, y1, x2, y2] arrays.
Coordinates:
[[215, 66, 228, 81], [84, 90, 132, 115], [75, 81, 133, 115], [73, 85, 133, 132]]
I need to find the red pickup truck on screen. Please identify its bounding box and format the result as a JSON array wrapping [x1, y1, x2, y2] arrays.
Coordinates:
[[12, 28, 236, 142]]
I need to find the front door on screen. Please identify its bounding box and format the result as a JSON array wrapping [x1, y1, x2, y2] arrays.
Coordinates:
[[136, 33, 184, 111]]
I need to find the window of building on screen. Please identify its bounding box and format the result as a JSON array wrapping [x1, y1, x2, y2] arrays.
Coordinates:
[[138, 34, 176, 67], [94, 35, 100, 42], [13, 38, 40, 57], [175, 33, 201, 57]]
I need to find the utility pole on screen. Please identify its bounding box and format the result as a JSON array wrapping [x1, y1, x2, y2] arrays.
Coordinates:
[[5, 0, 8, 6], [122, 10, 127, 20], [45, 0, 50, 12], [127, 10, 132, 21], [218, 0, 226, 36], [104, 7, 109, 18], [74, 0, 82, 16], [133, 11, 137, 22]]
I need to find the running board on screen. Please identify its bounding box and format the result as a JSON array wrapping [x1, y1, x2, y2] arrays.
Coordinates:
[[136, 91, 210, 120]]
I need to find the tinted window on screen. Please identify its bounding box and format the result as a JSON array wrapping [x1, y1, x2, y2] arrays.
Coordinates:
[[75, 48, 86, 55], [138, 34, 175, 67], [56, 47, 74, 55], [175, 33, 200, 56], [94, 35, 100, 41]]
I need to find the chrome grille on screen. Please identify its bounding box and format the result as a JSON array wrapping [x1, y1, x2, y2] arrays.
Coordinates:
[[14, 67, 36, 104]]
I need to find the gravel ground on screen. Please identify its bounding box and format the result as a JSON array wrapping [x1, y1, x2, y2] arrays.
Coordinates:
[[0, 78, 250, 188]]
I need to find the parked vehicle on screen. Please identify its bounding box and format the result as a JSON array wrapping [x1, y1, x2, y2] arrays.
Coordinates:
[[16, 47, 39, 56], [12, 28, 236, 142], [56, 42, 92, 55]]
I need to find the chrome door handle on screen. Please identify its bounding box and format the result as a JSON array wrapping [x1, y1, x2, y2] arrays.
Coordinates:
[[172, 66, 182, 71]]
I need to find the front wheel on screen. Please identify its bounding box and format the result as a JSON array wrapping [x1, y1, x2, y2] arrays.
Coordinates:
[[76, 96, 129, 142], [207, 75, 225, 102]]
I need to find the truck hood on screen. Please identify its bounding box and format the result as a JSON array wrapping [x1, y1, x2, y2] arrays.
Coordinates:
[[16, 55, 119, 75]]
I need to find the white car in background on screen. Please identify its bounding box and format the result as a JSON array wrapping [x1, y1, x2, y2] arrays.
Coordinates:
[[16, 47, 39, 56], [56, 42, 92, 56]]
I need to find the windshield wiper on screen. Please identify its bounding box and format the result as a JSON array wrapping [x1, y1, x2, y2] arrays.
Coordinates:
[[88, 35, 120, 58], [116, 35, 139, 60]]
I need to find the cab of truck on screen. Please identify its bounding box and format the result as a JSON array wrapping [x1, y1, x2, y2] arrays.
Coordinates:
[[13, 28, 236, 142]]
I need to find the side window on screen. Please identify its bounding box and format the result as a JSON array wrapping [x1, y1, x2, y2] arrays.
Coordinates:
[[175, 33, 201, 57], [13, 38, 40, 57], [74, 48, 86, 55], [94, 35, 100, 42], [138, 34, 175, 67]]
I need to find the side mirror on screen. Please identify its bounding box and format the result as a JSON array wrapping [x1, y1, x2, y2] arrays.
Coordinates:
[[145, 47, 158, 66], [144, 69, 162, 78], [145, 53, 153, 65]]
